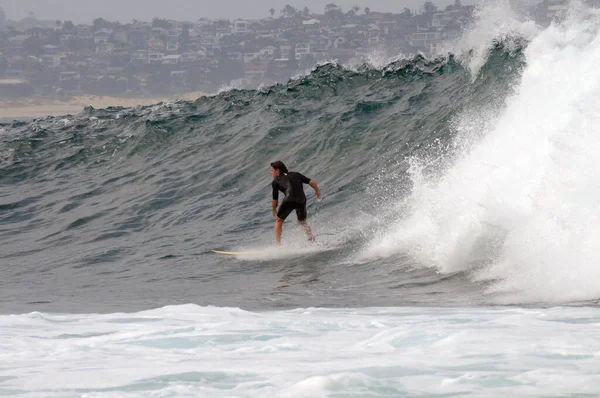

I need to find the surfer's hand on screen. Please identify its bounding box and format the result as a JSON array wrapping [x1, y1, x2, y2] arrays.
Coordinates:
[[272, 209, 277, 218]]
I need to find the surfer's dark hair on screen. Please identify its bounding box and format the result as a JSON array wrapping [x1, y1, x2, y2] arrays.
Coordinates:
[[271, 160, 288, 175]]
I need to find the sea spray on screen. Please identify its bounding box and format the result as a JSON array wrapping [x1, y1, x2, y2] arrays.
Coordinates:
[[364, 3, 600, 304]]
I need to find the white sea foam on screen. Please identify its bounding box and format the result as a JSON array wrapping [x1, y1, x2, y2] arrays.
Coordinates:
[[361, 2, 600, 304], [3, 304, 600, 397]]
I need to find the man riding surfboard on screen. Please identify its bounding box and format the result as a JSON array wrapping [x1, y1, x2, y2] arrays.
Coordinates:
[[270, 160, 321, 246]]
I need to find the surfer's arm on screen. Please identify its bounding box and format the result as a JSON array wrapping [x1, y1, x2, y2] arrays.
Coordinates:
[[309, 180, 321, 199], [272, 181, 279, 217]]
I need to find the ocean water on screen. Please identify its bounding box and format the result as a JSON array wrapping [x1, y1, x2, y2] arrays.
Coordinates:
[[2, 2, 600, 396], [4, 305, 600, 397]]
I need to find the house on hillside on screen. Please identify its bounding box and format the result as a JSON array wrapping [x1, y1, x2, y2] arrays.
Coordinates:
[[162, 54, 181, 65], [244, 59, 268, 82], [259, 45, 277, 60], [96, 42, 114, 54], [131, 49, 149, 65], [93, 30, 111, 45], [149, 51, 165, 64], [232, 20, 250, 34], [295, 42, 310, 59], [279, 44, 293, 59], [406, 31, 441, 51]]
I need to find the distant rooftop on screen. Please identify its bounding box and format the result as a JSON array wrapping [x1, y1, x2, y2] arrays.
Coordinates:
[[0, 79, 29, 85]]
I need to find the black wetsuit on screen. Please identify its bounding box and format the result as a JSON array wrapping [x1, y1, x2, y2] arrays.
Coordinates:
[[272, 172, 311, 221]]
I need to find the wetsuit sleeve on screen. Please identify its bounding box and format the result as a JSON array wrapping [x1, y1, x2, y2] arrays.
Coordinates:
[[299, 174, 311, 184], [272, 181, 279, 200]]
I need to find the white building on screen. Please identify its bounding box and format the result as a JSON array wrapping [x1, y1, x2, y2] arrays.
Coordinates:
[[243, 52, 260, 63], [149, 52, 165, 64], [259, 46, 277, 60], [96, 42, 114, 54], [59, 71, 80, 81], [232, 20, 249, 34], [42, 54, 61, 68], [407, 31, 441, 49], [162, 54, 182, 65], [302, 19, 320, 26], [295, 42, 310, 59], [181, 51, 200, 62], [131, 49, 149, 65], [93, 28, 112, 44], [279, 44, 293, 59]]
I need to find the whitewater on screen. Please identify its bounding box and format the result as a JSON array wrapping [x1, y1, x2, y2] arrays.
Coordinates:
[[4, 306, 600, 397], [3, 1, 600, 396]]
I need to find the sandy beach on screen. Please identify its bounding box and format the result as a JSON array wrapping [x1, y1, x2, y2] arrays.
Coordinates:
[[0, 92, 210, 119]]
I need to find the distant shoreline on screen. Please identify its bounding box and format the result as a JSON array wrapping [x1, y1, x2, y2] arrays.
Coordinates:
[[0, 92, 210, 120]]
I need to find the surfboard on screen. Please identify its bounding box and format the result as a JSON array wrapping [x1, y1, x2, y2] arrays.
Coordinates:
[[211, 250, 259, 255]]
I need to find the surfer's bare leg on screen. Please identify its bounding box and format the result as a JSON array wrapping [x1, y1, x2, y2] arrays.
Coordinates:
[[298, 220, 316, 242], [275, 217, 284, 246]]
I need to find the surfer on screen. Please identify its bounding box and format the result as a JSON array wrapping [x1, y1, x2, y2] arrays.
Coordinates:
[[270, 160, 321, 246]]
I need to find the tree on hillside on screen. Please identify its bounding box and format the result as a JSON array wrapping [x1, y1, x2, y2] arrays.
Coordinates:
[[346, 5, 361, 17], [364, 7, 371, 15], [92, 17, 109, 31], [423, 1, 438, 13], [62, 21, 75, 32], [325, 3, 344, 19], [152, 17, 172, 29], [281, 4, 299, 19], [454, 0, 462, 7], [269, 8, 275, 17], [22, 36, 43, 56], [180, 26, 190, 50], [47, 30, 62, 46], [303, 7, 311, 17], [402, 7, 412, 17]]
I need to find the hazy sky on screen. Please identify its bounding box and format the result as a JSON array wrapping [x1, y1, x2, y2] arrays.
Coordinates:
[[0, 0, 479, 23]]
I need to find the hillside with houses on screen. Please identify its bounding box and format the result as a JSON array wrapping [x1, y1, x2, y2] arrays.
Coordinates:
[[0, 0, 579, 100]]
